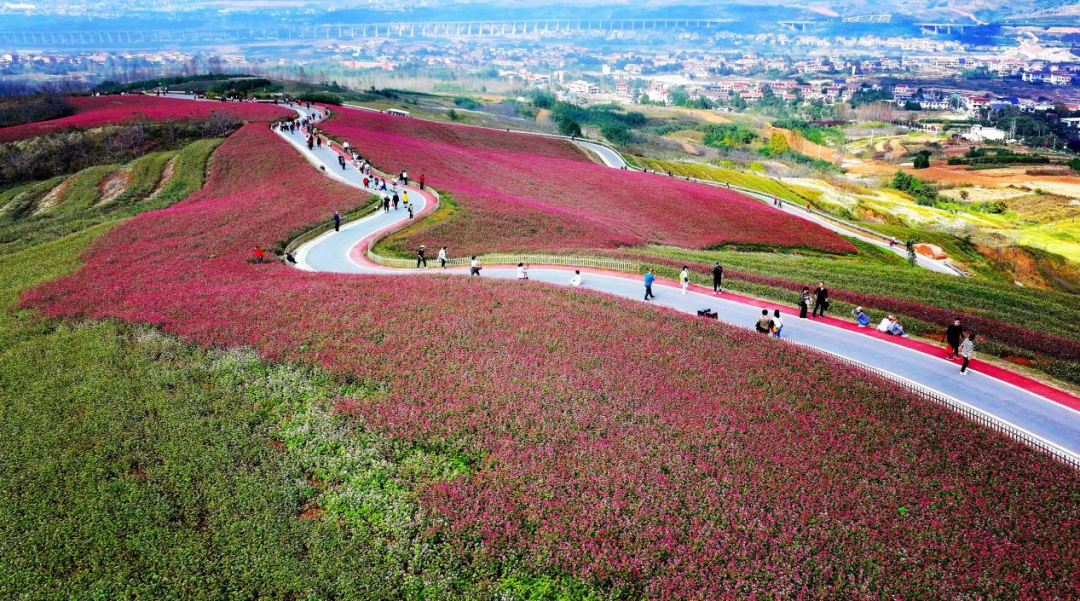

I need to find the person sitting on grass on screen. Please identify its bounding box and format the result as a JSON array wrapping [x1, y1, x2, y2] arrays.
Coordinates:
[[877, 315, 894, 334], [887, 317, 908, 338], [852, 306, 871, 328]]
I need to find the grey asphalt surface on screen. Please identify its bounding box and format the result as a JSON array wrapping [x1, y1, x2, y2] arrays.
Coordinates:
[[279, 112, 1080, 463]]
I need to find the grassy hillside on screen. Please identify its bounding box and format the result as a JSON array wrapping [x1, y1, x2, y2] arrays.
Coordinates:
[[0, 139, 220, 256]]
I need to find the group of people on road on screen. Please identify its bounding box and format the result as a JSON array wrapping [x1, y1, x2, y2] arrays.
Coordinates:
[[639, 265, 977, 375], [755, 309, 784, 338], [277, 108, 983, 377]]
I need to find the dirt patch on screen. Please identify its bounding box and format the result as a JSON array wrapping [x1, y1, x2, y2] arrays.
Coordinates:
[[31, 177, 73, 215], [1003, 355, 1035, 368], [297, 500, 324, 521], [765, 127, 834, 162], [269, 438, 285, 450], [534, 108, 551, 123], [148, 156, 178, 199], [96, 168, 131, 206]]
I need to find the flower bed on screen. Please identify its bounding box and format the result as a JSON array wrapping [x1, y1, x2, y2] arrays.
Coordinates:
[[22, 124, 1080, 599], [0, 95, 289, 143], [319, 107, 856, 255]]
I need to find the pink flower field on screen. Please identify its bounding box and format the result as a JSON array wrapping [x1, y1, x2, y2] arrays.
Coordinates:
[[0, 95, 289, 142], [319, 107, 857, 255], [23, 123, 1080, 599]]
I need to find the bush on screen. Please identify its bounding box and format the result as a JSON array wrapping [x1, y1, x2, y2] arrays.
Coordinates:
[[297, 92, 342, 105], [0, 94, 73, 128]]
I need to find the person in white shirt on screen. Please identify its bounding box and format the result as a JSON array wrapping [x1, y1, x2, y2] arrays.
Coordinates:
[[437, 246, 448, 268], [569, 270, 582, 287], [877, 316, 893, 333], [680, 266, 690, 295], [517, 263, 527, 279], [469, 256, 481, 276]]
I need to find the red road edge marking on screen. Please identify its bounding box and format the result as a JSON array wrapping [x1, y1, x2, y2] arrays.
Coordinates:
[[316, 116, 1080, 416]]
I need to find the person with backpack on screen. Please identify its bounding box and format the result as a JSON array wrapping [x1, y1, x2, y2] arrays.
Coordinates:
[[755, 309, 774, 334], [680, 266, 690, 295], [771, 309, 784, 338], [712, 261, 723, 294], [644, 269, 655, 300], [944, 318, 964, 360], [959, 333, 976, 375], [812, 282, 829, 318], [798, 286, 812, 319]]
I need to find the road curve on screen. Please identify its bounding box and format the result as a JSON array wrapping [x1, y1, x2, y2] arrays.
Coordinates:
[[278, 109, 1080, 465], [340, 100, 960, 275]]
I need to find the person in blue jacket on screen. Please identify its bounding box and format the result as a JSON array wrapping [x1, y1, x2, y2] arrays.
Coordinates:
[[851, 306, 871, 327], [644, 269, 655, 300]]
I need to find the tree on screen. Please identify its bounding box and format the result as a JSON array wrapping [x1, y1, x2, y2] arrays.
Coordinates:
[[912, 153, 931, 169], [667, 86, 690, 107], [556, 116, 582, 137], [1069, 157, 1080, 175], [766, 132, 790, 155], [447, 108, 460, 121]]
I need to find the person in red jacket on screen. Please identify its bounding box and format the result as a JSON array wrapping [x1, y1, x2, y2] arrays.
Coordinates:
[[418, 174, 425, 190], [254, 247, 265, 264]]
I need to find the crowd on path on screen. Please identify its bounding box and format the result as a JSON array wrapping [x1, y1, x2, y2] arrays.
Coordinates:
[[270, 107, 980, 377]]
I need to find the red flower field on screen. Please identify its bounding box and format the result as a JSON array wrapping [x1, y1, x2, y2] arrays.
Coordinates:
[[319, 108, 857, 255], [0, 95, 289, 142], [23, 123, 1080, 599]]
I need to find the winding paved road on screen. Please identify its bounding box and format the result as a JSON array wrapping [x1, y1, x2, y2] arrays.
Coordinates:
[[274, 107, 1080, 466]]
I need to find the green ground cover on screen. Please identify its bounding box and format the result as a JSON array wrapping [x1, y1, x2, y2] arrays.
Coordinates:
[[0, 141, 600, 601], [0, 139, 220, 256]]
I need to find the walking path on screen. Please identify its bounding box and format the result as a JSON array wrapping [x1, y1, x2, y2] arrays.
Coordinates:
[[272, 106, 1080, 466], [341, 99, 960, 275]]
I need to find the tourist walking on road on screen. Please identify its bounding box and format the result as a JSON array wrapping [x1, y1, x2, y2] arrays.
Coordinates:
[[712, 261, 723, 294], [382, 195, 390, 212], [680, 266, 690, 295], [959, 334, 976, 375], [644, 269, 656, 300], [755, 310, 774, 334], [569, 270, 582, 287], [945, 318, 964, 360], [772, 310, 784, 338], [438, 246, 448, 268], [401, 171, 408, 186], [812, 282, 829, 318], [470, 256, 481, 276], [798, 286, 811, 319], [417, 245, 427, 268], [338, 154, 346, 170], [333, 211, 341, 232]]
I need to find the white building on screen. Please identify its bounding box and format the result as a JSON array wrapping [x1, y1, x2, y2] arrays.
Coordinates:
[[961, 125, 1006, 142]]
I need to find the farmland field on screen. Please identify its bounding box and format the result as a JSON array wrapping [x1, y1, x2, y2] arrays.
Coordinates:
[[6, 119, 1080, 599], [319, 107, 856, 254]]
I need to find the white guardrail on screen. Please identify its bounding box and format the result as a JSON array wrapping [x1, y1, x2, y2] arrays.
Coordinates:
[[790, 340, 1080, 472], [308, 105, 1075, 471]]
